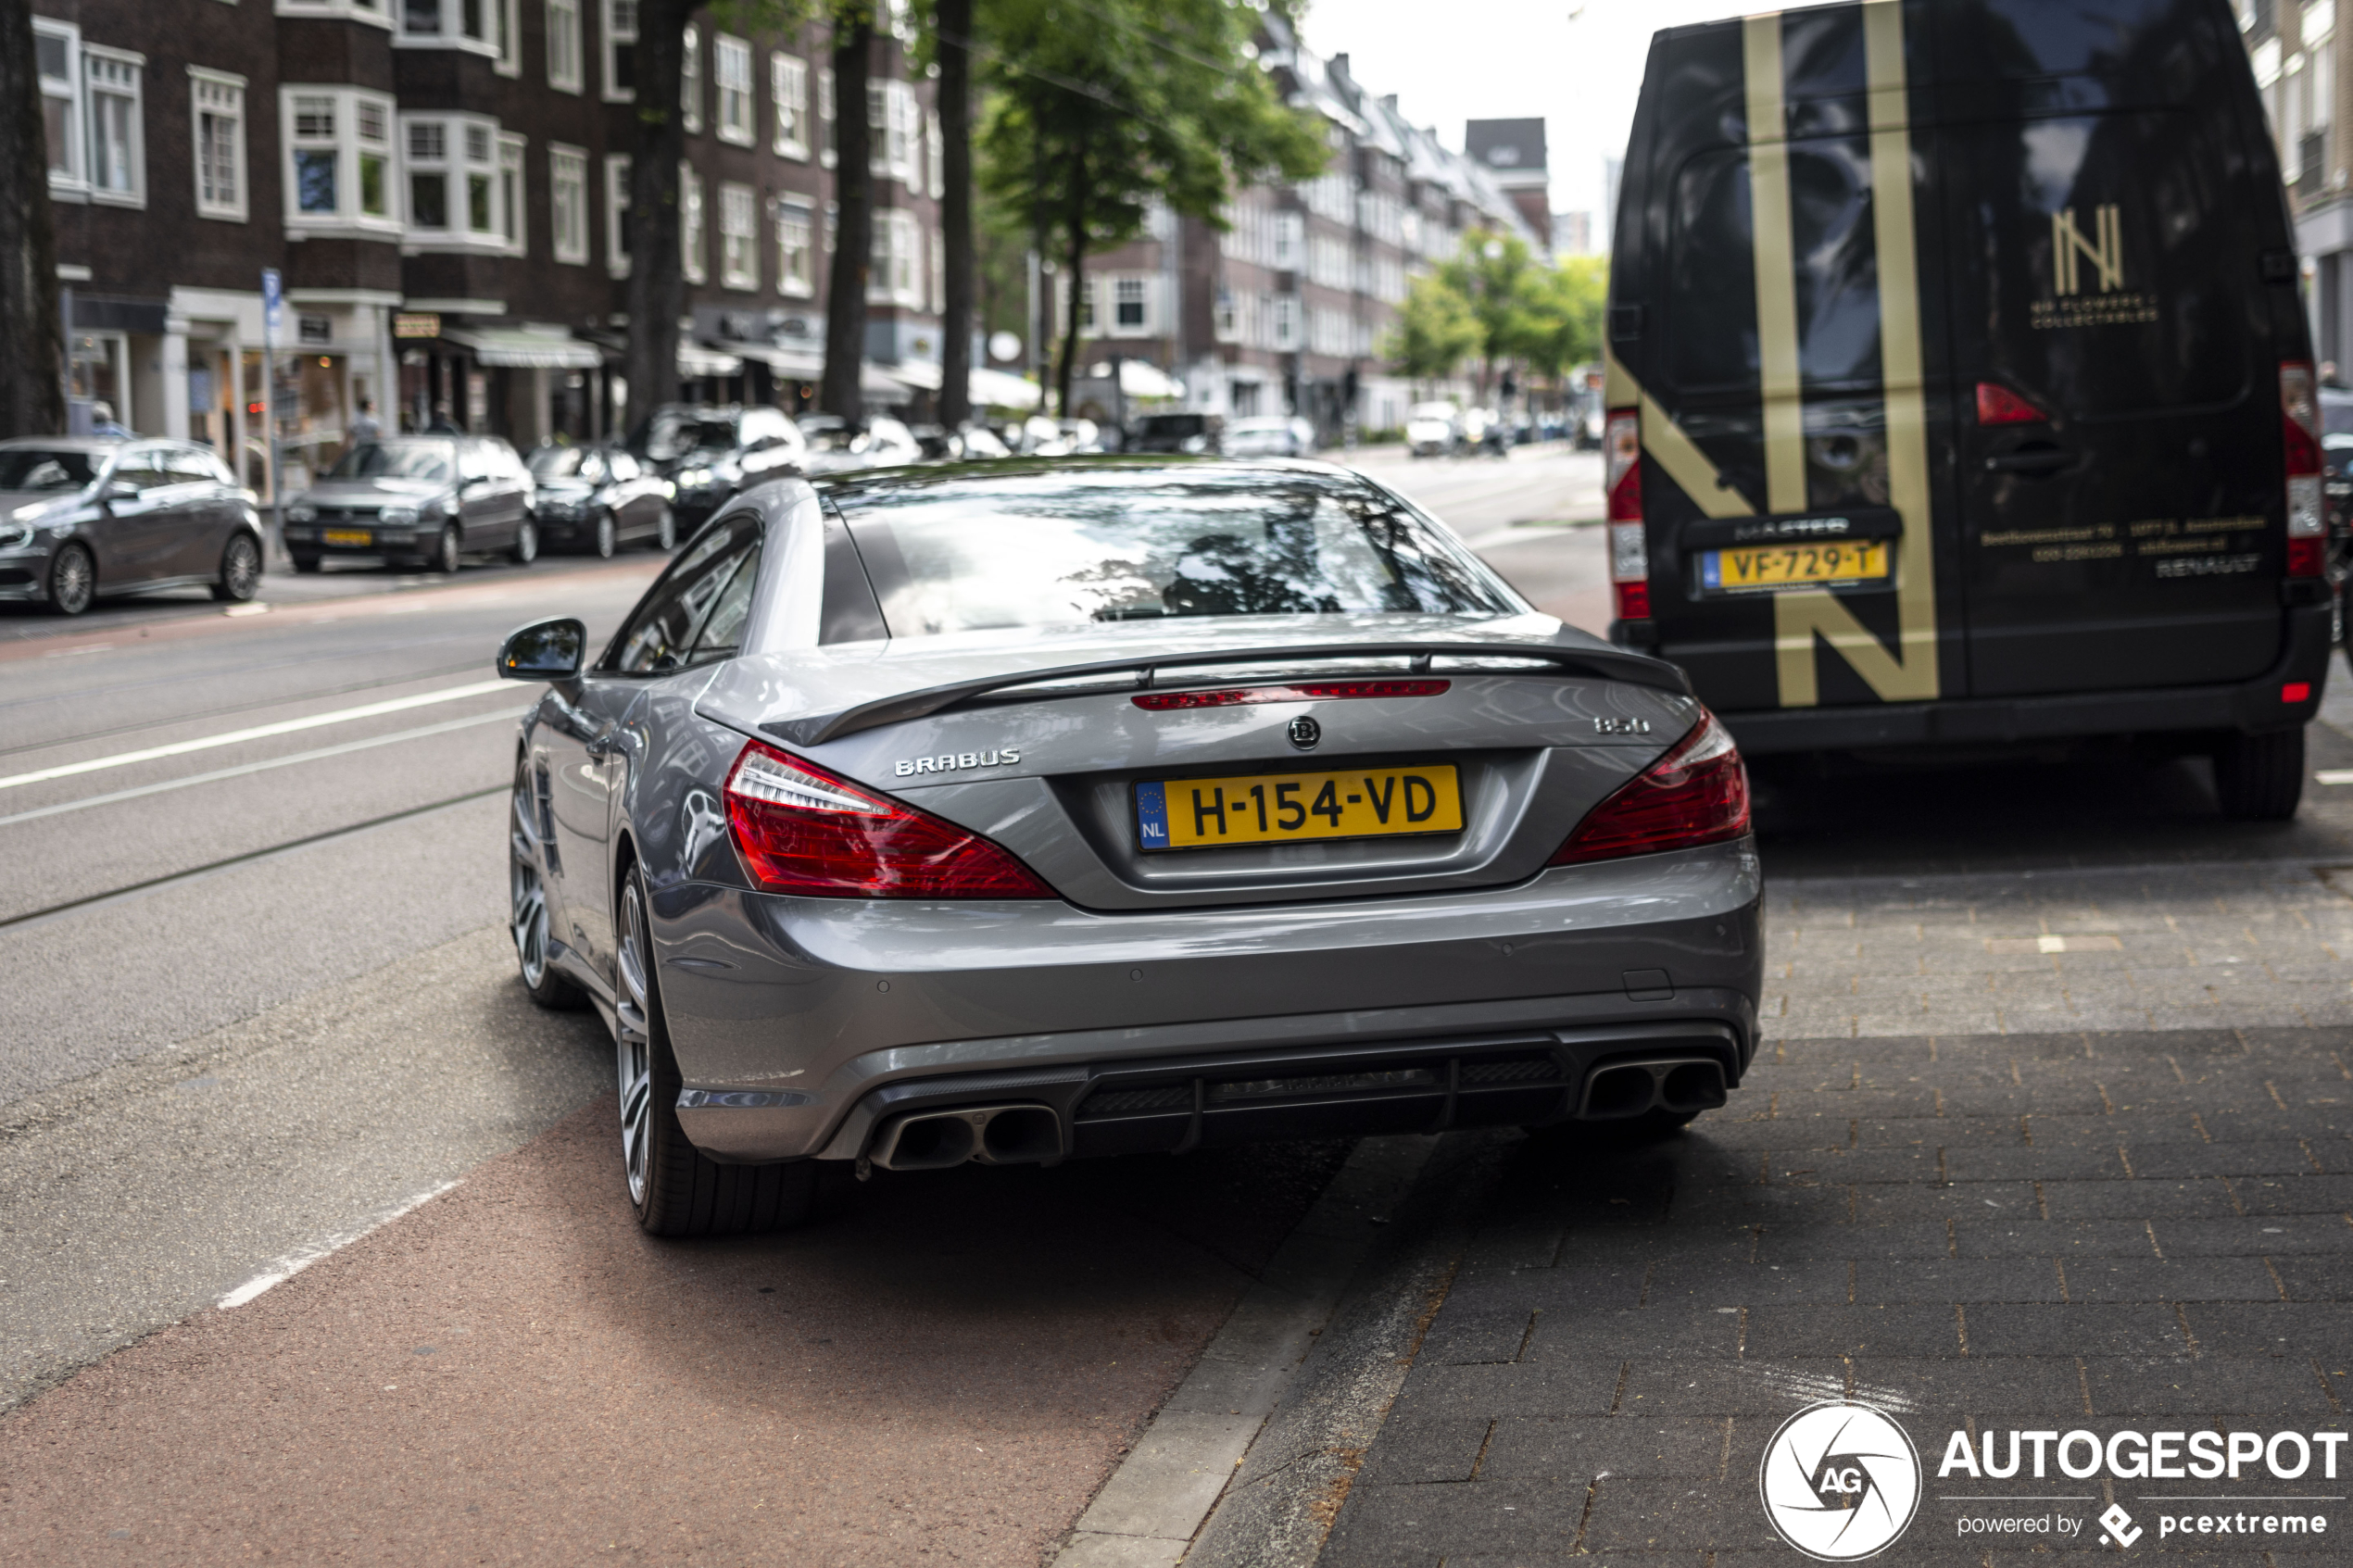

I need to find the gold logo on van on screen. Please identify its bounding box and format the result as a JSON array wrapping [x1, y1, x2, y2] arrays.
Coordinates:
[[2032, 204, 2157, 331]]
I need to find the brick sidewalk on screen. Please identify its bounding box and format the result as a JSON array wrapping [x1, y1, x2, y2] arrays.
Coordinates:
[[1321, 870, 2353, 1564]]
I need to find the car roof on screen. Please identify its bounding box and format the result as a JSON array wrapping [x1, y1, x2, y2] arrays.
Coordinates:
[[812, 454, 1361, 501], [0, 435, 146, 452]]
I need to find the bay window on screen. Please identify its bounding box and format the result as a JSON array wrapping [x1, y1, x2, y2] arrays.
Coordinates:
[[282, 86, 398, 233], [403, 113, 510, 246]]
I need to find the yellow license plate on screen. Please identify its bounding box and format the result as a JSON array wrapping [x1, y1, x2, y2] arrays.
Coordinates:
[[323, 528, 373, 546], [1704, 540, 1889, 591], [1137, 765, 1464, 851]]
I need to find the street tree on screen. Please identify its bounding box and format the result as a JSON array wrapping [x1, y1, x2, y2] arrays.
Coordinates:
[[929, 0, 975, 429], [1523, 254, 1607, 389], [1437, 229, 1550, 404], [1382, 272, 1481, 395], [975, 0, 1325, 417], [0, 0, 65, 436], [815, 2, 876, 418]]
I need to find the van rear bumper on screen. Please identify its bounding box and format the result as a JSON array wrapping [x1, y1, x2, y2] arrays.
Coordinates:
[[1708, 604, 2332, 757]]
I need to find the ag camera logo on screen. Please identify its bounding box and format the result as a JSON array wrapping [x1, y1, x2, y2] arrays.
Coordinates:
[[1758, 1399, 1923, 1561]]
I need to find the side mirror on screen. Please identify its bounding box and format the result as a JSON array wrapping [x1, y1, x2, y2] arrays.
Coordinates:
[[101, 479, 142, 502], [497, 617, 587, 681]]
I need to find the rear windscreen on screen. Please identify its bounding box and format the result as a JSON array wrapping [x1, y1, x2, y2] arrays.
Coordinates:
[[833, 469, 1516, 636]]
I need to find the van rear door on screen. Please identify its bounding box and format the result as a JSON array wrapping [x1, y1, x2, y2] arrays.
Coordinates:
[[1935, 0, 2298, 697]]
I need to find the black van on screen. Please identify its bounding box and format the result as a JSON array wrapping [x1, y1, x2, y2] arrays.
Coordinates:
[[1604, 0, 2330, 818]]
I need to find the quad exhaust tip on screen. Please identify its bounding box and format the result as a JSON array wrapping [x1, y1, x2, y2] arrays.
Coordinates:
[[1576, 1057, 1730, 1120], [868, 1104, 1066, 1171]]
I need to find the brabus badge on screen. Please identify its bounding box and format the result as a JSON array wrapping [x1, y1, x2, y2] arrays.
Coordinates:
[[893, 748, 1020, 777], [1287, 716, 1321, 750]]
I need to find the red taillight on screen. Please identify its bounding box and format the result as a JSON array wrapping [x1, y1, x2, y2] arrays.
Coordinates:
[[1134, 680, 1449, 710], [1604, 407, 1651, 624], [1550, 709, 1750, 866], [724, 740, 1054, 898], [1975, 382, 2045, 425], [2288, 536, 2326, 578], [2284, 682, 2313, 704], [2285, 361, 2325, 575], [1614, 581, 1652, 620]]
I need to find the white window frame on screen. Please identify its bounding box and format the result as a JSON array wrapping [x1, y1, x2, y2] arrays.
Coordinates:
[[1111, 275, 1151, 336], [867, 79, 916, 184], [601, 0, 636, 102], [679, 24, 701, 135], [401, 111, 509, 249], [925, 109, 943, 197], [714, 33, 754, 146], [605, 152, 631, 275], [680, 161, 706, 283], [189, 68, 247, 222], [867, 208, 919, 306], [1272, 293, 1299, 351], [397, 0, 502, 56], [546, 0, 583, 92], [281, 85, 401, 238], [719, 181, 757, 290], [271, 0, 394, 30], [498, 132, 526, 253], [83, 46, 146, 209], [37, 19, 85, 198], [775, 197, 815, 297], [1274, 211, 1302, 270], [818, 68, 836, 168], [772, 52, 810, 159], [496, 0, 522, 75], [550, 143, 589, 263], [930, 225, 945, 312]]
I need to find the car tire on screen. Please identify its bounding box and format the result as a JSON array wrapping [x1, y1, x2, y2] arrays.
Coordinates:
[[511, 518, 539, 565], [290, 553, 322, 574], [430, 522, 461, 574], [510, 759, 586, 1010], [653, 506, 676, 551], [593, 511, 617, 558], [210, 532, 263, 602], [2213, 726, 2305, 821], [47, 543, 95, 616], [615, 865, 822, 1236]]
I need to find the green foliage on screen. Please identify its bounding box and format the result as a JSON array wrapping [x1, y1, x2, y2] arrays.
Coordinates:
[[1524, 254, 1607, 379], [1381, 271, 1481, 385], [1389, 233, 1609, 394]]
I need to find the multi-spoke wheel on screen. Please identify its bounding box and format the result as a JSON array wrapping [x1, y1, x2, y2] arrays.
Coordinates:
[[652, 507, 676, 551], [511, 518, 539, 564], [211, 532, 263, 602], [430, 523, 462, 573], [615, 863, 824, 1236], [510, 759, 585, 1010], [48, 543, 94, 616], [593, 511, 617, 558]]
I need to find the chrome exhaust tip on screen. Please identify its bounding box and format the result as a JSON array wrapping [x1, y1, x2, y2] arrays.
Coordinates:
[[1576, 1057, 1729, 1120], [868, 1104, 1067, 1171]]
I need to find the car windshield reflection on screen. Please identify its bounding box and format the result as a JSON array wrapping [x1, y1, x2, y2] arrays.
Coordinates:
[[0, 451, 103, 491], [328, 441, 456, 483]]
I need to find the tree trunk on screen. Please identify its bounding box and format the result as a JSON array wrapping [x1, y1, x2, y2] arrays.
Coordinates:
[[935, 0, 973, 430], [1052, 150, 1088, 419], [0, 0, 64, 437], [622, 0, 688, 441], [819, 13, 875, 420]]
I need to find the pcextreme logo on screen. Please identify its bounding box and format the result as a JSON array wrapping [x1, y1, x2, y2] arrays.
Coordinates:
[[1758, 1399, 1924, 1562]]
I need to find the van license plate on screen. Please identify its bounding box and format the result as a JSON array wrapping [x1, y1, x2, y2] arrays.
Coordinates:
[[1703, 541, 1890, 591], [1136, 765, 1463, 851], [323, 528, 372, 547]]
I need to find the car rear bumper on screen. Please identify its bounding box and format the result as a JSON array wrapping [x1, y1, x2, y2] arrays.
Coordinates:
[[646, 844, 1764, 1163], [1666, 603, 2332, 757], [282, 529, 429, 558]]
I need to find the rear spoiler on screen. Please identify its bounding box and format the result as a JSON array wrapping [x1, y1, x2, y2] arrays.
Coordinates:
[[759, 641, 1692, 747]]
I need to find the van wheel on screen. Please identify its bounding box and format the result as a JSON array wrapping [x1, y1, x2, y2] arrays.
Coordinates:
[[2213, 726, 2305, 821]]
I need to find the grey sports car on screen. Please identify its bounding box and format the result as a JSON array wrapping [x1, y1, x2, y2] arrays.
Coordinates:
[[497, 458, 1763, 1236]]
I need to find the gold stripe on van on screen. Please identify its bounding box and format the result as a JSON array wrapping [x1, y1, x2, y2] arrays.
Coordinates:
[[1755, 0, 1942, 707], [1606, 346, 1754, 521]]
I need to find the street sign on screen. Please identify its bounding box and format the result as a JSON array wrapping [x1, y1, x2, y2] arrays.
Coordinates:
[[393, 312, 442, 339], [261, 268, 283, 332]]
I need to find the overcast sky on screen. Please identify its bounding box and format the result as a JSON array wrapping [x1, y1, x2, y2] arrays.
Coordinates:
[[1302, 0, 1757, 233]]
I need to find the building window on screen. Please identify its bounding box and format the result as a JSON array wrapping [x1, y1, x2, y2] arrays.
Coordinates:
[[1272, 294, 1299, 351], [1274, 211, 1302, 270], [402, 0, 498, 50], [680, 25, 701, 135], [497, 0, 521, 74], [602, 0, 635, 100], [605, 152, 630, 274], [190, 69, 246, 221], [720, 181, 757, 289], [36, 21, 84, 194], [84, 49, 145, 207], [404, 114, 507, 242], [818, 68, 835, 168], [1114, 276, 1148, 332], [271, 0, 393, 27], [550, 143, 588, 263], [283, 86, 396, 230], [868, 209, 919, 305], [714, 34, 753, 145], [546, 0, 582, 91], [772, 53, 809, 158], [1214, 287, 1238, 343], [498, 132, 525, 251], [681, 162, 706, 282], [925, 110, 943, 197], [868, 80, 916, 183], [776, 199, 814, 295]]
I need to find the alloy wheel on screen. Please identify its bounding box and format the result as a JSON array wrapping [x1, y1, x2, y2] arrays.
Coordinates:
[[513, 519, 538, 564], [596, 512, 617, 558], [655, 508, 676, 551], [434, 523, 461, 573], [510, 782, 552, 990], [615, 877, 655, 1206], [49, 545, 94, 616], [215, 533, 262, 601]]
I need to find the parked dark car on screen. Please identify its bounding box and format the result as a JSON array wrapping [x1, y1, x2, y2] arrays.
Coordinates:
[[1222, 416, 1315, 458], [283, 436, 535, 572], [908, 421, 1013, 461], [632, 405, 805, 532], [0, 436, 265, 615], [527, 443, 676, 557], [1127, 411, 1223, 454], [796, 414, 923, 475]]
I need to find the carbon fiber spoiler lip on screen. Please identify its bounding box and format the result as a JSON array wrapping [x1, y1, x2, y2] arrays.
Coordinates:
[[756, 640, 1692, 748]]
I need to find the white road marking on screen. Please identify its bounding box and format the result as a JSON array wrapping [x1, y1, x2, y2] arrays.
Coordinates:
[[0, 678, 510, 792], [0, 707, 525, 828], [2317, 769, 2353, 784], [217, 1180, 459, 1309]]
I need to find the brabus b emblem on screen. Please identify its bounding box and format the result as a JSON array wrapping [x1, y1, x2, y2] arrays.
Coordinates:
[[1287, 716, 1321, 750]]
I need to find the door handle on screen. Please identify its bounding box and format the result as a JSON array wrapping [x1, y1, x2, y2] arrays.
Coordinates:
[[584, 728, 624, 758], [1983, 445, 2075, 476]]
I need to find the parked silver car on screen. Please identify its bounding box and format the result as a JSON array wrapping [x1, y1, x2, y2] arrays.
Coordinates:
[[283, 436, 535, 572], [0, 437, 264, 615], [496, 458, 1763, 1236]]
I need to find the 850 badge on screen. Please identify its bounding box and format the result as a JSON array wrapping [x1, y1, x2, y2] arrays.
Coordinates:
[[1758, 1400, 1923, 1561]]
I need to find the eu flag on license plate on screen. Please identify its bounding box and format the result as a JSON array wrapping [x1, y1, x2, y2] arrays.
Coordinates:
[[1135, 782, 1170, 849]]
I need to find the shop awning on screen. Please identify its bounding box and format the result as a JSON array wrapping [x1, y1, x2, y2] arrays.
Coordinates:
[[881, 358, 944, 392], [442, 329, 603, 370], [724, 342, 826, 380], [969, 367, 1043, 410], [677, 344, 744, 378]]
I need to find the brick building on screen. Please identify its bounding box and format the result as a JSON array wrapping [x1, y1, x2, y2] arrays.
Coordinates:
[[1067, 16, 1539, 445], [32, 0, 950, 495]]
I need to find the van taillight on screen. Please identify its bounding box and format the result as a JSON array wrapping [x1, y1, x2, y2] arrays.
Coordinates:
[[2283, 361, 2324, 578], [1974, 383, 2045, 425], [1605, 408, 1649, 621]]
